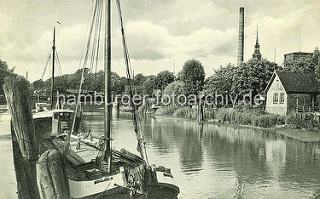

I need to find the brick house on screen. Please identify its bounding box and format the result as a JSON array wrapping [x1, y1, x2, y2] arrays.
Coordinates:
[[265, 71, 320, 116]]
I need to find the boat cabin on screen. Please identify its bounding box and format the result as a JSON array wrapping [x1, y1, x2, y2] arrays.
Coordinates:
[[52, 110, 73, 135], [33, 109, 79, 136]]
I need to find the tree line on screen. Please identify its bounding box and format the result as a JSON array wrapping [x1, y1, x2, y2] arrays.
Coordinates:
[[2, 54, 320, 106]]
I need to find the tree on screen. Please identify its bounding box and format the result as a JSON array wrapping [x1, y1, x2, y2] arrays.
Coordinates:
[[231, 58, 280, 96], [204, 64, 235, 95], [0, 59, 9, 71], [33, 79, 46, 90], [155, 70, 174, 90], [163, 81, 187, 105], [0, 59, 17, 104], [110, 72, 125, 95], [142, 76, 156, 96], [283, 57, 318, 73], [180, 59, 205, 96], [134, 73, 146, 86], [315, 64, 320, 83]]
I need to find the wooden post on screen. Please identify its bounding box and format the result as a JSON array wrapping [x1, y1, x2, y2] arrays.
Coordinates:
[[197, 100, 204, 122], [36, 149, 70, 199], [3, 76, 39, 160], [11, 121, 40, 199], [112, 101, 119, 118]]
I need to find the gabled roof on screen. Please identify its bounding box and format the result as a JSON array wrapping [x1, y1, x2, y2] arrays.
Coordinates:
[[265, 71, 320, 94]]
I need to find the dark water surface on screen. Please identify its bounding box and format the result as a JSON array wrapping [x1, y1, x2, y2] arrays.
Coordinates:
[[83, 114, 320, 199], [1, 112, 320, 199]]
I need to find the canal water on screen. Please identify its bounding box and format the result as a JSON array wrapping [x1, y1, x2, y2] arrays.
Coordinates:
[[84, 113, 320, 199], [1, 112, 320, 198]]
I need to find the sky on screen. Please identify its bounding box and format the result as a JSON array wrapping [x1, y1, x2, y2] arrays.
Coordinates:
[[0, 0, 320, 82]]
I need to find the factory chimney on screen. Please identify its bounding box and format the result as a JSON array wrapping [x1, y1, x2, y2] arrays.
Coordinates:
[[237, 7, 244, 66]]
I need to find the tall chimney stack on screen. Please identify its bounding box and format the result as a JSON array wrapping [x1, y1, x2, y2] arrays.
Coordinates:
[[237, 7, 244, 66]]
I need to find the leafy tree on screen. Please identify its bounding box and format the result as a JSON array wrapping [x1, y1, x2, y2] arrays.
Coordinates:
[[110, 72, 125, 94], [180, 59, 205, 96], [315, 64, 320, 83], [0, 59, 9, 71], [204, 64, 235, 95], [0, 59, 15, 104], [134, 73, 146, 86], [32, 70, 125, 95], [155, 70, 174, 90], [163, 81, 187, 105], [231, 58, 280, 96], [283, 57, 318, 73], [142, 75, 156, 96], [34, 79, 46, 90]]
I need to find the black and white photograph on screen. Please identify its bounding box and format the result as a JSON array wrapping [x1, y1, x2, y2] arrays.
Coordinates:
[[1, 0, 320, 198]]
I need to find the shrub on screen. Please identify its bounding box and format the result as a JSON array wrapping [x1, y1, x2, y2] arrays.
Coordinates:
[[213, 108, 285, 128], [138, 104, 146, 114], [162, 106, 177, 116], [204, 108, 215, 120], [286, 113, 320, 130]]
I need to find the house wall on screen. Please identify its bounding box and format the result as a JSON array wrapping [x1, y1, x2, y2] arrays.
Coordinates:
[[287, 93, 319, 113], [266, 75, 287, 116], [287, 93, 311, 110]]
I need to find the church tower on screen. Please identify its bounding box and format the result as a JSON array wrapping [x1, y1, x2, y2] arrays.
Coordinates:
[[252, 26, 262, 60]]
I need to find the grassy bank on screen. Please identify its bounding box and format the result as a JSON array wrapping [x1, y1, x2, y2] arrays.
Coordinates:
[[155, 106, 320, 142]]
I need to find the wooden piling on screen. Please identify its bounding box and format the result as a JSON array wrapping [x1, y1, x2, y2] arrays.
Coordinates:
[[197, 101, 204, 122], [36, 149, 70, 199], [112, 101, 120, 118], [3, 76, 38, 160], [11, 121, 40, 199]]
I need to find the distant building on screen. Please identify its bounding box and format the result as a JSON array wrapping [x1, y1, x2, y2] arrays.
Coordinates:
[[252, 26, 262, 60], [265, 71, 320, 116], [284, 52, 313, 62]]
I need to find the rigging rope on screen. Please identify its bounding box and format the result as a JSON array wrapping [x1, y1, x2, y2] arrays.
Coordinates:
[[56, 51, 63, 76], [116, 0, 148, 164], [67, 0, 104, 154], [41, 54, 51, 80]]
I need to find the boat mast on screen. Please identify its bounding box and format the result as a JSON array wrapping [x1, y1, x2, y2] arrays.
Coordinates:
[[116, 0, 148, 163], [51, 27, 56, 109], [104, 0, 112, 171]]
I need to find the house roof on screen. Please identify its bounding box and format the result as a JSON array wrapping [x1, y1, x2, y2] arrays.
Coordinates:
[[265, 71, 320, 94]]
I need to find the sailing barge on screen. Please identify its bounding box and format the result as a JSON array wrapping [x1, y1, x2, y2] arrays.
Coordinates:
[[34, 0, 180, 198]]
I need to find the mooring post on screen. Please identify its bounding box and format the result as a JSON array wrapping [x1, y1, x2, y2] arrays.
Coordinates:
[[112, 101, 120, 118], [3, 76, 39, 160], [11, 120, 40, 199], [36, 149, 70, 199], [197, 100, 204, 122], [4, 76, 40, 198]]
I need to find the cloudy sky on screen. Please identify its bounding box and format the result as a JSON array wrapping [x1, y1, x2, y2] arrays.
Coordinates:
[[0, 0, 320, 81]]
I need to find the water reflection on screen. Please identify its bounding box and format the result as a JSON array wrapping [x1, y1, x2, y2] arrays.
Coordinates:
[[3, 111, 320, 198], [139, 117, 320, 199], [82, 115, 320, 198]]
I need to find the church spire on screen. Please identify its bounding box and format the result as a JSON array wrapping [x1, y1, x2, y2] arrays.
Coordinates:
[[256, 25, 259, 44], [252, 25, 262, 60]]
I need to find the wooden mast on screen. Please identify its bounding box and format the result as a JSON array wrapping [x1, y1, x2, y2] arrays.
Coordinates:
[[51, 27, 55, 109], [104, 0, 112, 171]]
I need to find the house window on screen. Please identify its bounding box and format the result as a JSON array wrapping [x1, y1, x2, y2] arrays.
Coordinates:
[[280, 93, 285, 104], [273, 93, 279, 104]]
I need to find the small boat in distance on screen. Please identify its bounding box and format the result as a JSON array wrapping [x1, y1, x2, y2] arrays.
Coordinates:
[[34, 102, 49, 112], [33, 26, 82, 135], [120, 105, 134, 112]]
